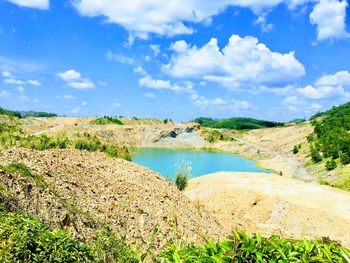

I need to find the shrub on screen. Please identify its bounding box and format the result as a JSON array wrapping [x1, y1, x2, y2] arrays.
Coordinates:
[[0, 211, 94, 262], [311, 147, 322, 163], [340, 152, 350, 165], [206, 130, 223, 143], [325, 159, 337, 171], [175, 162, 191, 191], [90, 117, 123, 125], [292, 145, 299, 154]]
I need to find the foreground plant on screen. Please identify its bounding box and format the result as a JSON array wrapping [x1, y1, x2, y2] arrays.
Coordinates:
[[175, 161, 192, 191], [159, 230, 350, 262]]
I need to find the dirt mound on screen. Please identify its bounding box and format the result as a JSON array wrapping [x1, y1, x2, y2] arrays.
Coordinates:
[[185, 172, 350, 247], [0, 148, 226, 249]]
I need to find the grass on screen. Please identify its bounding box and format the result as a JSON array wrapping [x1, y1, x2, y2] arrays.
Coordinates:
[[174, 162, 191, 191]]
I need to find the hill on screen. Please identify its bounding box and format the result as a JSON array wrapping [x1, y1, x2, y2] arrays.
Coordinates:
[[0, 107, 57, 118], [194, 117, 284, 130]]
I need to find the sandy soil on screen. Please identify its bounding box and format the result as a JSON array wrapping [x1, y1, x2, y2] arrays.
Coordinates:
[[185, 172, 350, 247]]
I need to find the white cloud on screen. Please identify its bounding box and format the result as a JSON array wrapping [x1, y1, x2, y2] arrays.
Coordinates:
[[106, 51, 135, 65], [315, 70, 350, 87], [139, 75, 190, 92], [144, 92, 156, 98], [72, 0, 347, 42], [82, 101, 87, 106], [282, 96, 299, 105], [297, 70, 350, 99], [134, 66, 147, 76], [16, 86, 24, 92], [0, 90, 11, 97], [310, 0, 349, 41], [2, 71, 12, 78], [297, 85, 347, 99], [150, 44, 160, 56], [3, 78, 25, 85], [58, 69, 95, 90], [254, 15, 273, 32], [27, 79, 41, 86], [164, 35, 305, 89], [5, 0, 49, 10], [282, 95, 323, 113]]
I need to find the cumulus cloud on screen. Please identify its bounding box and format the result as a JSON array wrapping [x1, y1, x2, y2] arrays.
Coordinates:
[[163, 35, 305, 89], [254, 15, 273, 32], [282, 95, 323, 113], [315, 70, 350, 87], [310, 0, 349, 41], [5, 0, 49, 9], [63, 94, 74, 100], [297, 70, 350, 99], [58, 69, 95, 90], [72, 0, 348, 42]]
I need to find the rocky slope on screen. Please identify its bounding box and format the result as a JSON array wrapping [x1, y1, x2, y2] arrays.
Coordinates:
[[0, 148, 226, 250]]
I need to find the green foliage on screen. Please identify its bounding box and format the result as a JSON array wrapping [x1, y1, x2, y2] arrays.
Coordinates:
[[0, 126, 131, 161], [0, 211, 94, 262], [326, 159, 337, 171], [158, 230, 350, 262], [0, 107, 57, 118], [206, 130, 223, 143], [163, 118, 173, 124], [22, 111, 57, 118], [90, 116, 123, 125], [92, 227, 139, 263], [0, 107, 21, 118], [292, 145, 299, 154], [310, 102, 350, 165], [175, 162, 191, 191], [194, 117, 284, 130], [291, 118, 306, 124], [311, 147, 322, 163], [340, 152, 350, 165]]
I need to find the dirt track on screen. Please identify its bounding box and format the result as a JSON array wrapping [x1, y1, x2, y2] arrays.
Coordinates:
[[185, 172, 350, 247]]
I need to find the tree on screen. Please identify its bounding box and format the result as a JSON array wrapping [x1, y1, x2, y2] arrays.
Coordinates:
[[311, 147, 322, 163]]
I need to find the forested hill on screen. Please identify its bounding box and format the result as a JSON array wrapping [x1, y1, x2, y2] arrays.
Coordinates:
[[0, 107, 57, 118], [309, 102, 350, 166], [193, 117, 284, 130]]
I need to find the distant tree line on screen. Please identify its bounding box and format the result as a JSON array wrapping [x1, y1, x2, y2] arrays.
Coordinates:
[[0, 107, 57, 118], [194, 117, 284, 130]]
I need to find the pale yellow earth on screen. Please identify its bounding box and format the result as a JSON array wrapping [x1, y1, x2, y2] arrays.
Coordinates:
[[185, 172, 350, 247]]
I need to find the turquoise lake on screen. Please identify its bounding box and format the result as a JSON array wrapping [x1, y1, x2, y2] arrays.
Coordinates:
[[132, 147, 269, 180]]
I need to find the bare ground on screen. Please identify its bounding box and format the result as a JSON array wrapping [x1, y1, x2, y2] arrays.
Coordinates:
[[185, 172, 350, 247]]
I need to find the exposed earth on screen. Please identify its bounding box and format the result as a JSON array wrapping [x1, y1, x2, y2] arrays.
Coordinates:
[[185, 172, 350, 247]]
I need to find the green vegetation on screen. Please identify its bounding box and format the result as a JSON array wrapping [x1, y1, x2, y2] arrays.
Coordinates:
[[0, 107, 57, 118], [90, 116, 123, 125], [194, 117, 284, 130], [308, 102, 350, 170], [293, 145, 299, 154], [0, 125, 131, 161], [159, 230, 350, 262], [175, 162, 191, 191], [326, 159, 337, 171], [202, 129, 235, 143]]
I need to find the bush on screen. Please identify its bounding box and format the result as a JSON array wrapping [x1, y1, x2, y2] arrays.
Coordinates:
[[206, 130, 222, 143], [90, 117, 123, 125], [325, 159, 337, 171], [0, 211, 94, 262], [340, 152, 350, 165], [175, 162, 191, 191], [311, 147, 322, 163], [292, 145, 299, 154]]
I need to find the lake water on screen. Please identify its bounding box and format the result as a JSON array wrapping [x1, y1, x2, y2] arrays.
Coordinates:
[[132, 147, 269, 180]]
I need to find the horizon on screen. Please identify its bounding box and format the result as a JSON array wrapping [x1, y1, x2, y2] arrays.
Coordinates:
[[0, 0, 350, 122]]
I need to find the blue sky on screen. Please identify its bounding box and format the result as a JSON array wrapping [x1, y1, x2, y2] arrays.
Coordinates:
[[0, 0, 349, 121]]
